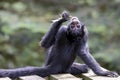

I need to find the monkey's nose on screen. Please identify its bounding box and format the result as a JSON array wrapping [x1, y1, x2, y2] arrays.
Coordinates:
[[73, 27, 77, 30]]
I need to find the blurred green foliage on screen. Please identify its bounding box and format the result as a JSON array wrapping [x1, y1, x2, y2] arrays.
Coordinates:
[[0, 0, 120, 74]]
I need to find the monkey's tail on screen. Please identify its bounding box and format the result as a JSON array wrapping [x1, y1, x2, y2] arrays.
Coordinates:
[[0, 66, 51, 79]]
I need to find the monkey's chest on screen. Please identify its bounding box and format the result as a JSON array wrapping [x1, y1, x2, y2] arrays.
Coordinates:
[[58, 43, 78, 64]]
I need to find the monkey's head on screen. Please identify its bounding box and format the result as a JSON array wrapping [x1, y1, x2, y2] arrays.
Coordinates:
[[67, 17, 85, 38]]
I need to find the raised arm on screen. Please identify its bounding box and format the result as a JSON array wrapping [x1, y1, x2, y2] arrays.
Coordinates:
[[77, 26, 119, 77], [40, 11, 70, 49]]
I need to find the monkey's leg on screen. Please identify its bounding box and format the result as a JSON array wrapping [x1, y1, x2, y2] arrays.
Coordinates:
[[67, 63, 89, 75], [0, 66, 57, 79]]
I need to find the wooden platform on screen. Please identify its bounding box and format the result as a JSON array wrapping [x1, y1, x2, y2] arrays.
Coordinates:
[[79, 69, 120, 80], [0, 69, 119, 80]]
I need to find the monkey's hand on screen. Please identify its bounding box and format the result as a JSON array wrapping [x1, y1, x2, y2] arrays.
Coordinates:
[[61, 11, 70, 21], [97, 71, 119, 77], [105, 71, 119, 77], [51, 11, 70, 23]]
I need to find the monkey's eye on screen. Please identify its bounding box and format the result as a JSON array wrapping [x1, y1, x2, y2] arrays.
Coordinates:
[[70, 23, 75, 28], [71, 25, 75, 28], [77, 25, 80, 28]]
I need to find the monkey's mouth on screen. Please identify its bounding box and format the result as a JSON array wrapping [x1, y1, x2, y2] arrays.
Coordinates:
[[70, 29, 82, 37]]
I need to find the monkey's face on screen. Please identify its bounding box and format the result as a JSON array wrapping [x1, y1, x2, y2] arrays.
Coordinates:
[[67, 17, 84, 37]]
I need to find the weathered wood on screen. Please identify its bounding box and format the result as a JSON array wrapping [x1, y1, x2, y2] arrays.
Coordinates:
[[19, 75, 45, 80], [0, 68, 120, 80], [80, 69, 120, 80], [0, 77, 11, 80], [50, 74, 82, 80]]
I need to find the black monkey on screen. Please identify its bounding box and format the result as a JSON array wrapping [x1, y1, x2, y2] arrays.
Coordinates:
[[0, 11, 119, 79]]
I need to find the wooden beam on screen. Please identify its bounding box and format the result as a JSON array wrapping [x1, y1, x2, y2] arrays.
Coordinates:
[[19, 75, 45, 80], [50, 74, 82, 80], [0, 77, 11, 80]]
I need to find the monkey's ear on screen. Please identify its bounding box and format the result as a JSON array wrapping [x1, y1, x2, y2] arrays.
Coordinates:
[[81, 24, 87, 35], [81, 23, 85, 30]]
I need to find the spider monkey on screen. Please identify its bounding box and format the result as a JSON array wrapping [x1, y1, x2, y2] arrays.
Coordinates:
[[0, 11, 119, 79]]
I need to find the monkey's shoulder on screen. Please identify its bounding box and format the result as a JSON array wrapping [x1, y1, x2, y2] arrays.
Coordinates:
[[56, 26, 67, 39], [58, 26, 67, 33]]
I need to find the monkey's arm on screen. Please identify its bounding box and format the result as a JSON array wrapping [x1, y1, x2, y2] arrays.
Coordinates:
[[40, 11, 70, 49], [40, 18, 64, 48], [78, 43, 118, 77], [77, 27, 119, 77]]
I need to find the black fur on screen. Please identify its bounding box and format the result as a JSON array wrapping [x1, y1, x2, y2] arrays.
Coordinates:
[[0, 12, 119, 79]]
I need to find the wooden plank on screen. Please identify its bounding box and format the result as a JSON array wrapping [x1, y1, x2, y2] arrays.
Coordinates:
[[80, 69, 120, 80], [58, 78, 82, 80], [19, 75, 45, 80], [0, 77, 11, 80], [50, 74, 82, 80]]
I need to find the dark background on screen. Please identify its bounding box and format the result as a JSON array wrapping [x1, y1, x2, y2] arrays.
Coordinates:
[[0, 0, 120, 74]]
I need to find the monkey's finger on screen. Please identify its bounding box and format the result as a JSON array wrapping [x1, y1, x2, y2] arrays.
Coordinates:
[[107, 71, 119, 77]]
